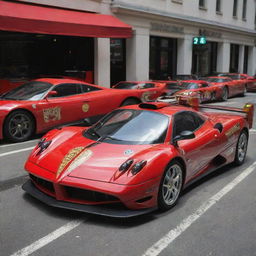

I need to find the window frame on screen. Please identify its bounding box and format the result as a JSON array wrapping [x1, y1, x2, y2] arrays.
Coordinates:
[[233, 0, 238, 18], [242, 0, 247, 20]]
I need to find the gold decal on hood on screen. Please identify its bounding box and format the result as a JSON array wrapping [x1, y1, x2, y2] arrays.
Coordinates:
[[56, 147, 84, 178], [65, 149, 93, 175]]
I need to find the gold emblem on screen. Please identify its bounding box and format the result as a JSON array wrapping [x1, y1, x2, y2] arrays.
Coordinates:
[[43, 107, 61, 123], [82, 104, 90, 112], [56, 147, 84, 178]]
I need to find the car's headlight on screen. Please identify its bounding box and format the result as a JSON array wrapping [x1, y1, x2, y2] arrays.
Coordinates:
[[119, 159, 134, 172], [131, 160, 147, 175]]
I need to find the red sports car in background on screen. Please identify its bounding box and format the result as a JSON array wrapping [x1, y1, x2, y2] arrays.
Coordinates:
[[22, 98, 254, 217], [0, 78, 152, 142], [205, 76, 246, 99], [112, 81, 166, 101], [172, 80, 223, 103], [237, 74, 256, 92]]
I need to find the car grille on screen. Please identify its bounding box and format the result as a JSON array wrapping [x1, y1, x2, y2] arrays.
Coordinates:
[[29, 174, 54, 193], [65, 186, 119, 202]]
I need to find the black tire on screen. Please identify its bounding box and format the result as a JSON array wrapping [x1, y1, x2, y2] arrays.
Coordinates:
[[221, 86, 228, 101], [4, 110, 35, 142], [233, 130, 248, 166], [121, 98, 140, 106], [158, 160, 184, 211]]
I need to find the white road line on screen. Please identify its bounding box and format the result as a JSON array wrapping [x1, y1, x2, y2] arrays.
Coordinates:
[[0, 139, 38, 148], [142, 161, 256, 256], [10, 220, 83, 256], [0, 147, 35, 157]]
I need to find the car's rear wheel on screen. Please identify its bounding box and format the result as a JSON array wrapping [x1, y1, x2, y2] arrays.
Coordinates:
[[158, 160, 183, 211], [121, 98, 140, 106], [221, 86, 228, 101], [4, 110, 35, 142], [234, 130, 248, 166]]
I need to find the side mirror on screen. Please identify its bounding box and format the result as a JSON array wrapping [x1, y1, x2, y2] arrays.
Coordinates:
[[214, 122, 223, 133], [173, 130, 195, 145], [46, 90, 58, 98], [83, 118, 92, 126]]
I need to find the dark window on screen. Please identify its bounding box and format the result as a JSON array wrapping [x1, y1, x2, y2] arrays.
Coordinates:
[[51, 83, 81, 97], [233, 0, 238, 17], [242, 0, 247, 19], [80, 84, 101, 93], [201, 83, 209, 87], [216, 0, 221, 12], [140, 83, 155, 89], [172, 111, 205, 139], [244, 46, 249, 73], [199, 0, 206, 8], [150, 36, 177, 80], [230, 44, 239, 73]]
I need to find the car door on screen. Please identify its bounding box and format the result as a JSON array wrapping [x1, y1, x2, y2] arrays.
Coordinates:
[[172, 111, 222, 180], [36, 83, 86, 130]]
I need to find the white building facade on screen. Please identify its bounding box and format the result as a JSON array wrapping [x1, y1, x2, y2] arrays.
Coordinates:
[[1, 0, 256, 87]]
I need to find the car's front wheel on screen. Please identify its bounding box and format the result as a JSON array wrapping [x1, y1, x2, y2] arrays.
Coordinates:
[[234, 130, 248, 166], [158, 160, 184, 211], [4, 110, 35, 142]]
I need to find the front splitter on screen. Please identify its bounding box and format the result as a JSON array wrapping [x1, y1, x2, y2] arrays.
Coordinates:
[[22, 180, 157, 218]]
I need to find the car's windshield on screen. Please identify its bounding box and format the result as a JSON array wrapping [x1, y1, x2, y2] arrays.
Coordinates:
[[219, 74, 239, 80], [114, 82, 139, 89], [84, 109, 169, 145], [206, 78, 230, 83], [1, 81, 52, 100], [180, 82, 199, 89], [166, 82, 179, 89]]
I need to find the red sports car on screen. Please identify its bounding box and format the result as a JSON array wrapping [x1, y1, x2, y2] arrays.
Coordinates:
[[236, 74, 256, 92], [112, 81, 166, 100], [205, 76, 246, 99], [0, 78, 152, 142], [172, 80, 223, 103], [22, 98, 254, 217]]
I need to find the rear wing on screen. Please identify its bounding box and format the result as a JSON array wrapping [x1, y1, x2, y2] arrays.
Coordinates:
[[157, 95, 254, 129]]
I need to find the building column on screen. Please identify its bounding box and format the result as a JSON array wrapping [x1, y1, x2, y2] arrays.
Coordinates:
[[248, 46, 256, 76], [94, 38, 110, 87], [217, 41, 230, 72], [126, 27, 150, 81], [238, 45, 245, 73], [177, 35, 193, 74]]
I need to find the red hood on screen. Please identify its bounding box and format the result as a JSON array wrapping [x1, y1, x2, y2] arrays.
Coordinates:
[[28, 129, 156, 183]]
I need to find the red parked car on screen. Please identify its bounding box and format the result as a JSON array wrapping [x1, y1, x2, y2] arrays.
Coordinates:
[[205, 76, 246, 100], [236, 74, 256, 92], [172, 80, 223, 103], [0, 78, 154, 142], [22, 98, 254, 217], [112, 81, 166, 101]]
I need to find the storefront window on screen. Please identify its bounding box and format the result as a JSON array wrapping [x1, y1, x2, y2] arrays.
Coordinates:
[[150, 36, 177, 80], [192, 41, 218, 76], [110, 39, 126, 86], [230, 44, 239, 73], [0, 31, 94, 84], [243, 46, 249, 73]]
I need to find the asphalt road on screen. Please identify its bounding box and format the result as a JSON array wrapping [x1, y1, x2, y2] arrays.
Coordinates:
[[1, 93, 256, 256]]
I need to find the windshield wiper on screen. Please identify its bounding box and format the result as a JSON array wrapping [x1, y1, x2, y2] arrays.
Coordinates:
[[86, 128, 101, 139], [101, 136, 123, 142]]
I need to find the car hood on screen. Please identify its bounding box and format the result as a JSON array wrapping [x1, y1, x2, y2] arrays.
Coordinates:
[[28, 130, 158, 184]]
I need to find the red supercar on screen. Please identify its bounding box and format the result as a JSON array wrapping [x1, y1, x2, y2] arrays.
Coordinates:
[[23, 97, 254, 217]]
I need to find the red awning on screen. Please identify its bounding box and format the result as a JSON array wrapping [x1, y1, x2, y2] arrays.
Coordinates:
[[0, 1, 132, 38]]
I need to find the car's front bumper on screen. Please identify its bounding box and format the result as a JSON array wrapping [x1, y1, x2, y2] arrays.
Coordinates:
[[22, 180, 157, 218]]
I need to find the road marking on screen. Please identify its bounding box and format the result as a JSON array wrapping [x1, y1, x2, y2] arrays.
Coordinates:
[[0, 139, 38, 148], [10, 220, 83, 256], [0, 147, 34, 158], [142, 160, 256, 256]]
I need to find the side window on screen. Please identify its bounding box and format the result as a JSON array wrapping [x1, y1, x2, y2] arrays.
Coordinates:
[[81, 84, 101, 93], [201, 83, 209, 87], [172, 111, 205, 138], [51, 83, 81, 97], [143, 83, 155, 89]]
